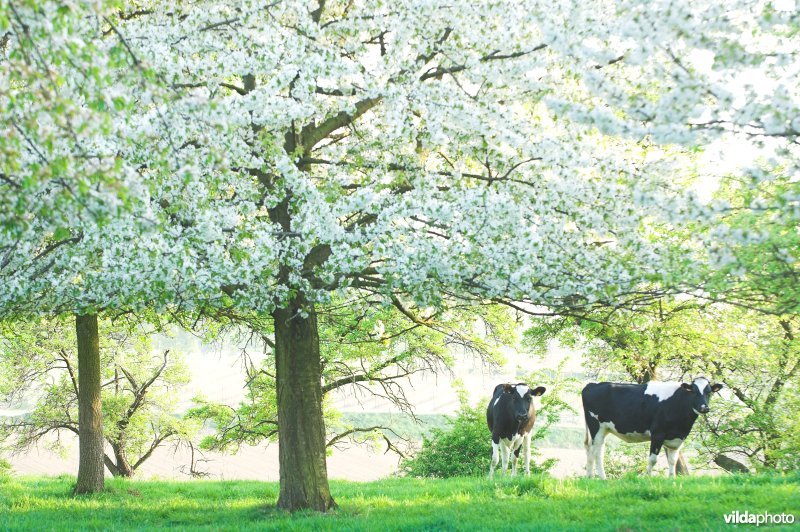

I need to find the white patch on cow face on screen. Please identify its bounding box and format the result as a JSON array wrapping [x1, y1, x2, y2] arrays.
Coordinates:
[[515, 384, 529, 398], [493, 396, 501, 407], [644, 381, 681, 402], [693, 377, 710, 393], [589, 411, 599, 420]]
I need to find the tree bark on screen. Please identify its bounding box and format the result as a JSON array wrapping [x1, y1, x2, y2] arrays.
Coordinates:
[[103, 455, 120, 477], [273, 301, 336, 512], [675, 452, 690, 475], [110, 442, 134, 477], [714, 454, 750, 473], [74, 313, 105, 494]]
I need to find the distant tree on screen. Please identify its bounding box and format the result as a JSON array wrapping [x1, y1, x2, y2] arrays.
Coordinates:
[[526, 301, 800, 473], [0, 317, 199, 477], [1, 1, 202, 493], [524, 297, 722, 383], [692, 312, 800, 473]]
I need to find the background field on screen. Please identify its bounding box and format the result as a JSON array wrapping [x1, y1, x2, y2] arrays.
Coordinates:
[[1, 473, 797, 530]]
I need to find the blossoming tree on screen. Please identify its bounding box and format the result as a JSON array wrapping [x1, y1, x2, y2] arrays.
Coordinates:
[[2, 0, 798, 512]]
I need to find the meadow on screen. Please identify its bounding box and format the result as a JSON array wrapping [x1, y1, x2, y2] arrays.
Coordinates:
[[1, 473, 797, 530]]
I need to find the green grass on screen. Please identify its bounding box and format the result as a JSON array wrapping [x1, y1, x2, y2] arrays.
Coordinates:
[[0, 473, 797, 530]]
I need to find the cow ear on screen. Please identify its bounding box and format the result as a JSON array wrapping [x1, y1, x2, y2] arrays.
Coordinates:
[[711, 383, 723, 393], [531, 386, 546, 397], [680, 383, 693, 392]]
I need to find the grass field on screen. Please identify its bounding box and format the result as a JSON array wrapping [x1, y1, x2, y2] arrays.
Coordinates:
[[1, 473, 797, 530]]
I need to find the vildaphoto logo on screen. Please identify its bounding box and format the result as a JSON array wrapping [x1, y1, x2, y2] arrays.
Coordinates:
[[724, 511, 795, 526]]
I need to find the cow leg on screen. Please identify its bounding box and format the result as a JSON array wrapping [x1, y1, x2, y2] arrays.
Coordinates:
[[593, 430, 607, 480], [511, 437, 525, 477], [584, 411, 602, 478], [584, 428, 595, 478], [500, 440, 511, 476], [665, 445, 681, 477], [510, 444, 519, 477], [511, 440, 522, 477], [647, 438, 663, 475], [489, 440, 500, 479], [522, 432, 532, 476]]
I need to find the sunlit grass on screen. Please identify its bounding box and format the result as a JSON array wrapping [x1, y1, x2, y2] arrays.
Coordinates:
[[0, 473, 797, 530]]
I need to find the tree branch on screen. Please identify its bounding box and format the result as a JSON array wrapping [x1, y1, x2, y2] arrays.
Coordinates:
[[32, 234, 83, 263], [301, 96, 382, 153], [57, 349, 79, 398], [420, 44, 547, 81]]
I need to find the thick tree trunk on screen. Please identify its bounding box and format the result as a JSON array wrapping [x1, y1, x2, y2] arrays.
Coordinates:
[[74, 313, 105, 494], [273, 302, 336, 512]]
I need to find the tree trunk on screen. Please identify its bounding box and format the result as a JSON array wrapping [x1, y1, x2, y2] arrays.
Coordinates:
[[675, 452, 690, 475], [74, 313, 105, 494], [110, 442, 134, 477], [714, 454, 750, 473], [641, 365, 657, 384], [272, 301, 336, 512]]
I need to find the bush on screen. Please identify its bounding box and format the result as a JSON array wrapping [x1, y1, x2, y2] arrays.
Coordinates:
[[401, 367, 576, 478], [601, 443, 647, 478], [400, 404, 555, 478], [400, 405, 491, 478], [0, 457, 11, 478]]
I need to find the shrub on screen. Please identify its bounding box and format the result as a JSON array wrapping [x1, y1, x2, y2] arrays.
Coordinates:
[[400, 404, 556, 478], [600, 443, 647, 478], [0, 457, 11, 478], [400, 404, 491, 478], [401, 366, 575, 478]]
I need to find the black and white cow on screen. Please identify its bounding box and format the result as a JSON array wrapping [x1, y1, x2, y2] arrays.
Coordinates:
[[486, 383, 546, 478], [582, 377, 723, 478]]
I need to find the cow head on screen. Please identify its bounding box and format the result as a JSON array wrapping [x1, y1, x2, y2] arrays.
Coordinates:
[[504, 383, 546, 424], [680, 377, 723, 415]]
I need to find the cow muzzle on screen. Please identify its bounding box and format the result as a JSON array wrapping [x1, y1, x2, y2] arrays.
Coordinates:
[[696, 405, 710, 414], [515, 415, 528, 423]]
